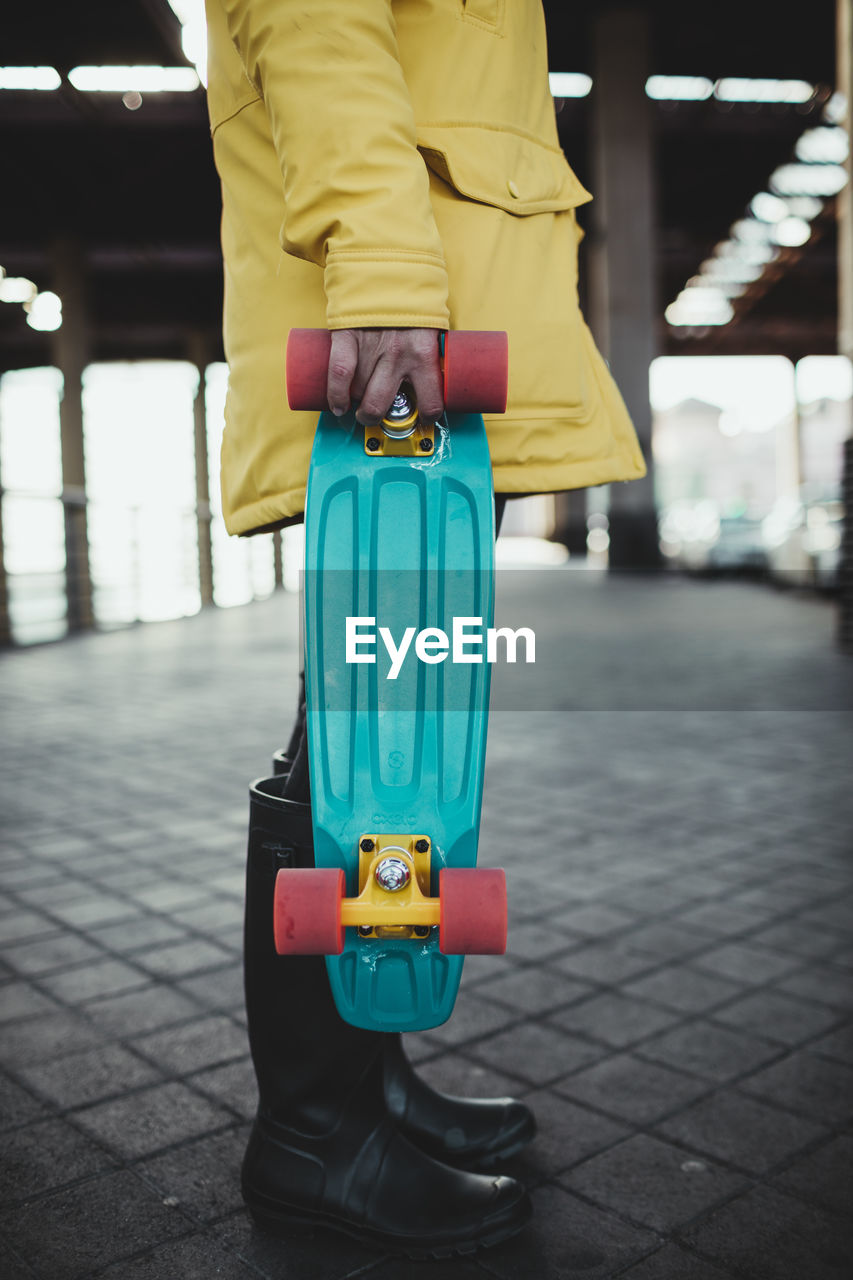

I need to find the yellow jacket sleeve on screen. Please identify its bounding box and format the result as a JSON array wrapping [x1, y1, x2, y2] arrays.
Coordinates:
[[215, 0, 451, 330]]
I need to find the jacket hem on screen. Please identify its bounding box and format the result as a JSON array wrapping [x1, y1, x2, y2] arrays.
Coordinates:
[[491, 450, 647, 493]]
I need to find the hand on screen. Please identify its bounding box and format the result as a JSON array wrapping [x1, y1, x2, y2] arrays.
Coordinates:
[[327, 328, 444, 425]]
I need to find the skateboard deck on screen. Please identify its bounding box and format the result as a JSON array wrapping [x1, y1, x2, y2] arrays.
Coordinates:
[[275, 330, 507, 1032]]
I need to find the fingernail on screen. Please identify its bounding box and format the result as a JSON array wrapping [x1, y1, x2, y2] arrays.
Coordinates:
[[332, 407, 344, 417]]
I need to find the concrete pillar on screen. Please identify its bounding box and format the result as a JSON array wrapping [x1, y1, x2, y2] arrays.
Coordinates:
[[588, 5, 660, 569], [837, 0, 853, 651], [52, 238, 94, 631], [188, 334, 215, 608]]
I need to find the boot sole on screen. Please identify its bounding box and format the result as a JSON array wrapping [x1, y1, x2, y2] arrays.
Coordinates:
[[245, 1190, 531, 1259]]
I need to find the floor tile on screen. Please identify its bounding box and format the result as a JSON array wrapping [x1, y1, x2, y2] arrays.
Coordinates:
[[559, 1134, 746, 1231]]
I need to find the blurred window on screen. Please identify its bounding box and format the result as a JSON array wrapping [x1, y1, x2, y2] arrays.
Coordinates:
[[650, 356, 798, 565], [0, 360, 291, 645], [795, 356, 853, 502], [83, 361, 201, 625], [0, 367, 67, 643], [651, 355, 797, 518]]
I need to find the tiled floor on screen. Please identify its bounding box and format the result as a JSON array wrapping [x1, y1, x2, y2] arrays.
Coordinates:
[[1, 573, 852, 1279]]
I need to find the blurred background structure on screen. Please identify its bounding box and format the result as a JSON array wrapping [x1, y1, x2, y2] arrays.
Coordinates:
[[0, 0, 851, 645]]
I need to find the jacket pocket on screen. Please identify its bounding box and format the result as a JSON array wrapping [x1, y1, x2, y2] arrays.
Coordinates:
[[461, 0, 505, 33], [417, 125, 592, 215]]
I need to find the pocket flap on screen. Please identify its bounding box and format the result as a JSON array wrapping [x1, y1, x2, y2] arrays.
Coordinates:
[[417, 125, 592, 215]]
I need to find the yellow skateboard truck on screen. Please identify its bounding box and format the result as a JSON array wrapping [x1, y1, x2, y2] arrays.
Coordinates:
[[342, 834, 439, 939]]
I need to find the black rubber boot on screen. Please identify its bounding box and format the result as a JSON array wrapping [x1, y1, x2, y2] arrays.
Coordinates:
[[384, 1036, 536, 1170], [242, 775, 531, 1256]]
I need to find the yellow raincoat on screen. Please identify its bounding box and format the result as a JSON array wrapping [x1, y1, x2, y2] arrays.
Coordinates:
[[205, 0, 646, 535]]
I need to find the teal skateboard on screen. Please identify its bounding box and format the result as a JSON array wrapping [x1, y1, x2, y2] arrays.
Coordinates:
[[273, 329, 508, 1032]]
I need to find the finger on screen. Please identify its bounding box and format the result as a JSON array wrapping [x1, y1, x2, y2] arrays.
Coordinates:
[[327, 330, 358, 417], [349, 329, 384, 404], [409, 353, 444, 423], [350, 360, 372, 404], [355, 356, 403, 426]]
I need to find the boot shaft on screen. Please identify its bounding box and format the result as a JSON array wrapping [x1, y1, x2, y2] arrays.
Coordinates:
[[244, 774, 385, 1128]]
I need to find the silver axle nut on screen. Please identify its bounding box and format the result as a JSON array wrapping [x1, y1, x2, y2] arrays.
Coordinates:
[[374, 856, 411, 892]]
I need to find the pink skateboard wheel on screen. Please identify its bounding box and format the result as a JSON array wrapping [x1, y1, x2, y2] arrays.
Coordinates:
[[286, 328, 333, 411], [439, 867, 507, 955], [443, 331, 508, 414], [274, 867, 345, 955]]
